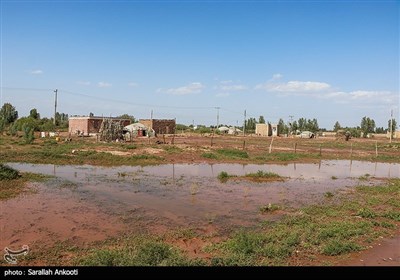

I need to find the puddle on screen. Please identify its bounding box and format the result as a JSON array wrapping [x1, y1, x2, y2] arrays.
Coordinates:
[[2, 160, 399, 250]]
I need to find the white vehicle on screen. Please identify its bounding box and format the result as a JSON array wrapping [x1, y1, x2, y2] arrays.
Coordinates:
[[300, 131, 315, 138]]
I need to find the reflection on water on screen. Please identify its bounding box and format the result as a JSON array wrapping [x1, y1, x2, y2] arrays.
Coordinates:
[[6, 161, 399, 229], [8, 160, 399, 181]]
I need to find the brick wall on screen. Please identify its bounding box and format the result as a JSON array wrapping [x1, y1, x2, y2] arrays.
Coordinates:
[[140, 119, 176, 135], [69, 117, 131, 135]]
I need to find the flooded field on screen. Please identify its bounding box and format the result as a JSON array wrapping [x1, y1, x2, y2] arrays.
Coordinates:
[[1, 160, 399, 265]]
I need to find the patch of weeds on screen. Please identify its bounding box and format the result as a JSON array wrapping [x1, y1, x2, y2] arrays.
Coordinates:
[[217, 171, 231, 182], [259, 203, 280, 213], [245, 170, 281, 179], [124, 144, 137, 150], [202, 152, 218, 159], [0, 164, 21, 180], [382, 211, 400, 221], [357, 208, 377, 218], [358, 173, 371, 181], [331, 176, 338, 180], [324, 192, 334, 198], [79, 239, 197, 266], [163, 146, 182, 154], [216, 149, 249, 159], [322, 239, 362, 256], [117, 172, 127, 177]]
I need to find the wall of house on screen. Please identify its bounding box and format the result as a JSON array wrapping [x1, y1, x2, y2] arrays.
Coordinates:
[[69, 118, 89, 135], [140, 119, 176, 134], [255, 124, 269, 136], [69, 118, 131, 135]]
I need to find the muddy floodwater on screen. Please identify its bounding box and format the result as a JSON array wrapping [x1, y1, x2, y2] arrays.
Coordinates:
[[1, 160, 399, 251]]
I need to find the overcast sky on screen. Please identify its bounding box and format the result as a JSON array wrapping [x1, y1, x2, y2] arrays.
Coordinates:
[[1, 0, 398, 129]]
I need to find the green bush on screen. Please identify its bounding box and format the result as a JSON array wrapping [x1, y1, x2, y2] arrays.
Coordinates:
[[0, 164, 21, 180]]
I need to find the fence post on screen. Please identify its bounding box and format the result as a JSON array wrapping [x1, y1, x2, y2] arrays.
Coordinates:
[[294, 142, 297, 153], [375, 141, 378, 157], [319, 144, 322, 156], [242, 140, 246, 150]]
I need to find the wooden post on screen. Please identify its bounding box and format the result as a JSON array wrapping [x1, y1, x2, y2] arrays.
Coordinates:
[[172, 134, 175, 145], [163, 134, 166, 144], [375, 141, 378, 157], [242, 140, 246, 150], [269, 137, 274, 154], [294, 142, 297, 153], [319, 144, 322, 156], [211, 134, 214, 147]]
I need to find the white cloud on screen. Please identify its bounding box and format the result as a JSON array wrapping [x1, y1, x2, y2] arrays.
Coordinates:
[[98, 82, 112, 88], [77, 81, 91, 86], [325, 90, 397, 105], [256, 80, 331, 92], [162, 82, 204, 95], [128, 82, 138, 87], [30, 69, 43, 75]]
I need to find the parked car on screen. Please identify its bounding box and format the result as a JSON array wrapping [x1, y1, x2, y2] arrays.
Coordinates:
[[300, 131, 315, 138]]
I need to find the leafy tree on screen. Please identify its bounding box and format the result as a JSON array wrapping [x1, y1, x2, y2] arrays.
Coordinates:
[[333, 121, 341, 132], [258, 115, 265, 124], [360, 116, 375, 137], [245, 118, 257, 133], [117, 114, 135, 124], [277, 118, 288, 135], [375, 127, 386, 134], [388, 118, 397, 136], [54, 112, 69, 128], [0, 103, 18, 124], [22, 123, 35, 144], [291, 120, 298, 134], [29, 108, 40, 120]]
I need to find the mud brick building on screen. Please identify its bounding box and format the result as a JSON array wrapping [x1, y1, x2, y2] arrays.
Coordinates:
[[139, 119, 176, 135], [69, 116, 131, 136]]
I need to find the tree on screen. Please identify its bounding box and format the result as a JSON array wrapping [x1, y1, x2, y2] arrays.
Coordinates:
[[245, 118, 257, 132], [117, 114, 135, 124], [0, 103, 18, 124], [55, 112, 69, 128], [291, 120, 298, 134], [277, 118, 288, 135], [333, 121, 341, 132], [29, 108, 40, 119], [258, 115, 265, 124], [360, 116, 375, 137], [388, 118, 397, 136]]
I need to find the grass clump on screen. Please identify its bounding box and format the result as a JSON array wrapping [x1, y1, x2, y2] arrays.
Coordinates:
[[259, 203, 280, 213], [217, 171, 231, 182], [245, 170, 281, 179], [0, 164, 21, 180], [202, 153, 218, 159], [216, 149, 249, 159]]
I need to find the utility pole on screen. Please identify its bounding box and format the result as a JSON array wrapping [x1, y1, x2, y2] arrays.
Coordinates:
[[390, 109, 393, 143], [243, 109, 246, 136], [215, 107, 220, 129], [53, 89, 58, 125]]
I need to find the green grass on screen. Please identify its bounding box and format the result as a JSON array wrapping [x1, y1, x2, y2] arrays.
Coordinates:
[[163, 146, 183, 154], [202, 152, 218, 159], [206, 179, 400, 265], [0, 169, 52, 200], [216, 149, 249, 159], [217, 171, 231, 182], [0, 164, 21, 180], [245, 170, 281, 179], [77, 236, 203, 266]]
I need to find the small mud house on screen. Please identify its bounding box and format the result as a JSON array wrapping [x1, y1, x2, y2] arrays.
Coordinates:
[[69, 116, 131, 136], [255, 123, 279, 137], [139, 119, 176, 135]]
